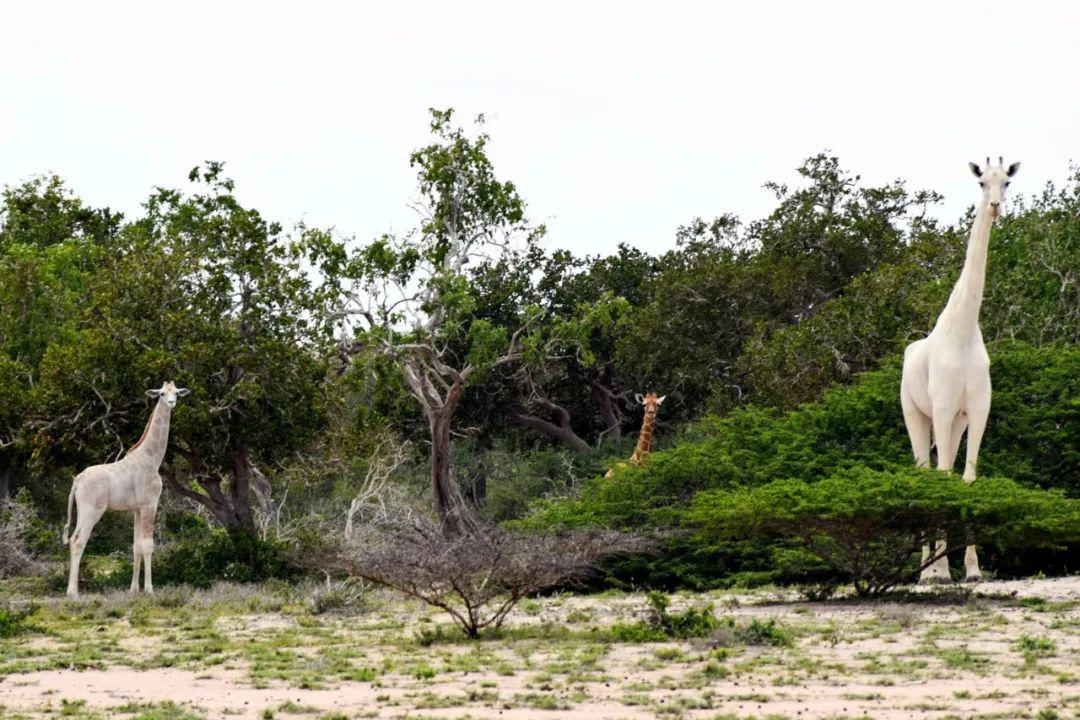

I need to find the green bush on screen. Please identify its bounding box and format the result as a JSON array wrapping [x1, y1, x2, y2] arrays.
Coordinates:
[[527, 342, 1080, 588], [151, 529, 297, 588], [61, 523, 300, 591], [610, 591, 720, 641], [608, 593, 793, 646], [691, 467, 1080, 596], [0, 603, 38, 638]]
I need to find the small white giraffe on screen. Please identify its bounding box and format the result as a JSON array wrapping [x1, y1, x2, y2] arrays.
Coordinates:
[[63, 381, 190, 598], [900, 157, 1019, 584]]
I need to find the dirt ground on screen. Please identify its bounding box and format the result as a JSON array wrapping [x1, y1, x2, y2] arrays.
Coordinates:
[[2, 577, 1079, 719]]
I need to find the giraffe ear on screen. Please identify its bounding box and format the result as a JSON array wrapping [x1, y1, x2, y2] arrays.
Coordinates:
[[657, 395, 666, 404], [176, 388, 191, 397], [146, 389, 162, 398], [968, 162, 982, 178], [1006, 161, 1021, 177], [634, 393, 644, 405]]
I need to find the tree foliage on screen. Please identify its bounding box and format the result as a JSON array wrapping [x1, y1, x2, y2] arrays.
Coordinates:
[[342, 109, 623, 530], [691, 468, 1080, 597]]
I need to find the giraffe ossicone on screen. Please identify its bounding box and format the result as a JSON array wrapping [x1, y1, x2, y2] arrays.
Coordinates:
[[900, 157, 1019, 585], [63, 381, 189, 598]]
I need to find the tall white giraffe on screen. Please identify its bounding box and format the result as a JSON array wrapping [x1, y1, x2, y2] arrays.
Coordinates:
[[900, 157, 1019, 583], [63, 381, 189, 598]]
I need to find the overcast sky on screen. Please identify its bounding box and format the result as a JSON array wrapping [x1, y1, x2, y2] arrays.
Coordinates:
[[2, 1, 1077, 256]]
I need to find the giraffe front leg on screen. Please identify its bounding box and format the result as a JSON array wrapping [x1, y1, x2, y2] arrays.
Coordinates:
[[962, 396, 990, 582], [920, 405, 960, 584]]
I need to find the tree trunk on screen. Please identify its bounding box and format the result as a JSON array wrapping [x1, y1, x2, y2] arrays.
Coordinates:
[[165, 447, 257, 537], [0, 455, 10, 511], [428, 410, 476, 537], [591, 363, 622, 445], [429, 412, 458, 533], [228, 447, 256, 536]]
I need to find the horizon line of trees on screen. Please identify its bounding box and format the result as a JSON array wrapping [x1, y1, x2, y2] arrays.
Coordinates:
[[2, 109, 1078, 577]]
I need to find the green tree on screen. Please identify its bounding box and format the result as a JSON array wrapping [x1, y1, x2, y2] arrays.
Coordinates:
[[17, 165, 345, 545], [0, 176, 122, 507], [122, 164, 343, 537], [343, 109, 616, 532]]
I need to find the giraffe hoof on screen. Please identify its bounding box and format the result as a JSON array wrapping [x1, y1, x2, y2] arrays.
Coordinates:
[[918, 575, 953, 586], [964, 574, 983, 584]]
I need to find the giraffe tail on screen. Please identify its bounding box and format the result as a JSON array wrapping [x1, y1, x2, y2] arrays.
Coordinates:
[[62, 477, 78, 545]]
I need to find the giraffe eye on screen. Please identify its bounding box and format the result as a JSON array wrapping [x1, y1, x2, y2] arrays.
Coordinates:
[[1005, 181, 1011, 187], [979, 182, 986, 188]]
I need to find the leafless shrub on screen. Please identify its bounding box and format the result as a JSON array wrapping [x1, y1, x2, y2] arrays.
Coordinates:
[[323, 515, 652, 637], [344, 437, 411, 539], [246, 428, 416, 547], [0, 490, 42, 579], [306, 577, 371, 615]]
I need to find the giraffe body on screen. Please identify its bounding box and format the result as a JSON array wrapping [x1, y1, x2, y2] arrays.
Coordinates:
[[63, 381, 189, 598], [900, 158, 1019, 584], [605, 392, 664, 477]]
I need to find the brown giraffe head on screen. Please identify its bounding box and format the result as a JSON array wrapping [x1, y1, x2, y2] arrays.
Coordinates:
[[634, 392, 666, 419]]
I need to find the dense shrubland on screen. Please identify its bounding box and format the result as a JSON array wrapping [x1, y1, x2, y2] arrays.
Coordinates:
[[2, 108, 1079, 602]]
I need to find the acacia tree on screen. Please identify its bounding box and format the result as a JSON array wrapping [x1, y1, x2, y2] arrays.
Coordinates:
[[0, 176, 122, 507], [0, 165, 345, 545], [114, 164, 345, 539], [344, 110, 610, 532]]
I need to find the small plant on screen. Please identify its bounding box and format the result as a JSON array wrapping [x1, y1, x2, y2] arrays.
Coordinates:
[[706, 618, 793, 648], [411, 664, 437, 680], [610, 592, 724, 641], [702, 661, 728, 679], [0, 603, 38, 638], [306, 579, 368, 615], [645, 591, 722, 639], [736, 618, 793, 647], [60, 699, 87, 716], [1016, 634, 1056, 658]]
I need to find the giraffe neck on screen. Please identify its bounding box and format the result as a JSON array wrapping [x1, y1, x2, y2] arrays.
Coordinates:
[[125, 400, 172, 468], [936, 203, 993, 338], [630, 411, 656, 464]]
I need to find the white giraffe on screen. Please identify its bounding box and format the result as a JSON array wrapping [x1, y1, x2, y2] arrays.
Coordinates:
[[900, 157, 1019, 584], [63, 381, 189, 598]]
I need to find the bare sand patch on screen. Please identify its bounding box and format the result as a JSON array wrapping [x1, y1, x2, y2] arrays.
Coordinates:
[[2, 576, 1078, 719]]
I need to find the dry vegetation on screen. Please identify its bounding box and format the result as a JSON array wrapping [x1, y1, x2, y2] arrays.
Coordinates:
[[2, 576, 1079, 720]]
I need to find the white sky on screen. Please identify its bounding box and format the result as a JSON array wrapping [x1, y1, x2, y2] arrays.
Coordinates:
[[2, 1, 1077, 256]]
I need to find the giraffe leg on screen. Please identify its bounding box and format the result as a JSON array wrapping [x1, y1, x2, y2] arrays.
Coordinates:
[[948, 412, 968, 471], [130, 509, 143, 593], [962, 395, 990, 582], [67, 502, 106, 599], [903, 396, 943, 585], [921, 404, 961, 584], [138, 501, 158, 593]]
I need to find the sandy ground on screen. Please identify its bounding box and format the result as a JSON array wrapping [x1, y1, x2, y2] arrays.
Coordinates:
[[2, 576, 1080, 719]]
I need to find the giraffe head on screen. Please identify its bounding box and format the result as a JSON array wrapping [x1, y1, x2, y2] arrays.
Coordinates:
[[146, 380, 191, 409], [634, 392, 666, 420], [969, 157, 1020, 219]]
